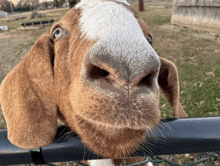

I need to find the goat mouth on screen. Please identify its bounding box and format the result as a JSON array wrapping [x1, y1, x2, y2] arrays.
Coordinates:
[[78, 112, 160, 130], [70, 80, 161, 157], [71, 84, 161, 130]]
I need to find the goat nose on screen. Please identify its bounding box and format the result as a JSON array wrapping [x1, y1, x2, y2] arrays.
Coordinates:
[[85, 53, 160, 88]]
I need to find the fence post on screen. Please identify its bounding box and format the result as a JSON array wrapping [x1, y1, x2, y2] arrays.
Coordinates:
[[138, 0, 145, 11]]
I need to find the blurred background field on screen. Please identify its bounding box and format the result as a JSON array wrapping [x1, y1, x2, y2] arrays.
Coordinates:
[[0, 1, 220, 165]]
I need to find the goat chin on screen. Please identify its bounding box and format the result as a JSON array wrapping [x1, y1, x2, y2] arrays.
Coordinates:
[[72, 114, 148, 158]]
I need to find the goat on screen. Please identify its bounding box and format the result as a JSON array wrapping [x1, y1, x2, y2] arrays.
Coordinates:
[[0, 0, 187, 165]]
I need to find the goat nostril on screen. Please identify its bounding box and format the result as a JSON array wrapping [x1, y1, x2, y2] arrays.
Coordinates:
[[138, 72, 154, 87], [88, 65, 109, 79]]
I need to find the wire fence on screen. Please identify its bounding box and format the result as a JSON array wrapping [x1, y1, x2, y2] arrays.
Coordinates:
[[66, 152, 220, 166], [1, 117, 220, 165]]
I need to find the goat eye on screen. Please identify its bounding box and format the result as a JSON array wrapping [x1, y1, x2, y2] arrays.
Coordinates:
[[146, 36, 152, 45], [53, 27, 62, 39]]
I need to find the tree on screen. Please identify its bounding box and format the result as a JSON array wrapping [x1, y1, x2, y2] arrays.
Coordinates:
[[138, 0, 145, 12], [59, 0, 65, 7], [53, 0, 59, 8], [25, 0, 39, 9], [69, 0, 79, 9], [0, 0, 7, 10], [0, 0, 14, 12], [14, 0, 39, 10]]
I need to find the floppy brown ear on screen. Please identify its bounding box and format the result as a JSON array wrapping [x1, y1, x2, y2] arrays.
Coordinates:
[[0, 35, 57, 148], [158, 57, 188, 118]]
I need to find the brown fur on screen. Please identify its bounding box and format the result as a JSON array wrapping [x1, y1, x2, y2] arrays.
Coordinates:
[[0, 2, 187, 165]]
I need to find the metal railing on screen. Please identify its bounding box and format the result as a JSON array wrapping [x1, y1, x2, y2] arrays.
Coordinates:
[[1, 117, 220, 165], [20, 19, 55, 27]]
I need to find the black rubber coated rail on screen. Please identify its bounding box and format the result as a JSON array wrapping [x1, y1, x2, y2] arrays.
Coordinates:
[[1, 117, 220, 165]]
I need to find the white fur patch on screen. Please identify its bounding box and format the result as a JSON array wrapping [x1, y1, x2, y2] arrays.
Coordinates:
[[88, 159, 154, 166], [88, 159, 115, 166], [148, 162, 154, 166], [75, 1, 135, 41], [76, 0, 160, 78]]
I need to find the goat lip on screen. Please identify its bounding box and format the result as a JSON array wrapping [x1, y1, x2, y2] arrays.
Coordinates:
[[76, 113, 160, 130]]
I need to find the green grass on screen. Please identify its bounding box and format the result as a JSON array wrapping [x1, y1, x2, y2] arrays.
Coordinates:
[[140, 9, 172, 26], [179, 61, 220, 117], [130, 4, 220, 119]]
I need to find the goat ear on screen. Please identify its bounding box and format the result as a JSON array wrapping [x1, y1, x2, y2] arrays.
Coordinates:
[[0, 35, 57, 148], [158, 57, 188, 118]]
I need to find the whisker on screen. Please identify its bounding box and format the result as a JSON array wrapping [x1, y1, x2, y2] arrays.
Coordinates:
[[54, 130, 73, 143], [139, 142, 154, 156]]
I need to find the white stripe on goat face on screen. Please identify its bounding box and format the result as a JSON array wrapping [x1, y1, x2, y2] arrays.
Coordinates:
[[76, 0, 160, 79]]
